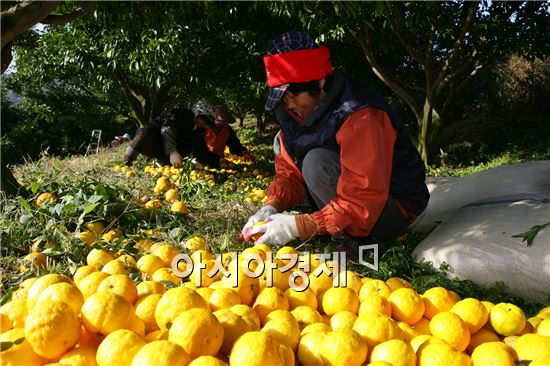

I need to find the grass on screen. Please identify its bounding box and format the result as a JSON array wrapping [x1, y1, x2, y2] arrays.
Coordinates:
[[1, 121, 549, 316]]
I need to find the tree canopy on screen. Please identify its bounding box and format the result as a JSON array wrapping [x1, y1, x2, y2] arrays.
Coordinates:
[[2, 1, 549, 179]]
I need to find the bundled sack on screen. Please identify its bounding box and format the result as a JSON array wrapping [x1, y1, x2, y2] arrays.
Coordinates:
[[412, 193, 550, 302], [411, 161, 550, 232]]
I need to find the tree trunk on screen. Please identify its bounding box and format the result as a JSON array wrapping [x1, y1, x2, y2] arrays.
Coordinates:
[[417, 99, 443, 166]]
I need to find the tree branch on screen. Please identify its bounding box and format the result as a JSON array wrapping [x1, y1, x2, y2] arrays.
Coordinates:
[[1, 1, 61, 49], [41, 2, 94, 25], [431, 1, 479, 96], [442, 50, 499, 110], [348, 23, 422, 121], [386, 4, 426, 65]]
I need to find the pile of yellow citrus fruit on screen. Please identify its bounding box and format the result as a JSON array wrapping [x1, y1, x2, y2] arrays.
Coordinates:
[[3, 235, 550, 366]]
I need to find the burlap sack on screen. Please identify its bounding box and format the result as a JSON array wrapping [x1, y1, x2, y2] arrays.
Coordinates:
[[412, 194, 550, 302], [411, 161, 550, 233]]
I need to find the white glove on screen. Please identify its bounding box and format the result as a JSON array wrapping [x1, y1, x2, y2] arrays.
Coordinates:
[[241, 205, 278, 240], [191, 158, 204, 170], [251, 213, 299, 246], [170, 153, 182, 168]]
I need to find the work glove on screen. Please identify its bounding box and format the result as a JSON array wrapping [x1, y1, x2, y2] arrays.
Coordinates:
[[170, 153, 182, 168], [251, 213, 299, 246], [241, 205, 278, 240]]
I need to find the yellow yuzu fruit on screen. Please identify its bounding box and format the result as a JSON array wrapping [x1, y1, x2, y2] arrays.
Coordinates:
[[185, 236, 208, 252], [388, 287, 425, 325], [73, 265, 98, 285], [297, 330, 328, 366], [467, 328, 502, 354], [135, 293, 161, 333], [536, 318, 550, 337], [78, 230, 97, 245], [152, 244, 181, 267], [451, 297, 489, 334], [25, 273, 73, 311], [169, 308, 224, 359], [58, 345, 97, 366], [213, 308, 252, 356], [35, 282, 84, 315], [359, 292, 392, 317], [301, 322, 331, 335], [0, 327, 46, 365], [35, 192, 56, 207], [253, 287, 289, 324], [330, 310, 358, 331], [131, 340, 191, 366], [10, 277, 37, 301], [229, 331, 286, 365], [429, 311, 471, 352], [320, 329, 368, 366], [411, 316, 432, 335], [97, 274, 138, 304], [471, 341, 516, 366], [151, 267, 181, 286], [322, 287, 359, 316], [418, 340, 472, 366], [229, 304, 261, 331], [77, 271, 109, 299], [86, 221, 105, 235], [209, 288, 241, 311], [0, 299, 27, 328], [101, 258, 131, 275], [335, 270, 363, 293], [164, 188, 180, 202], [24, 300, 81, 359], [386, 277, 413, 291], [81, 292, 134, 335], [359, 279, 392, 300], [422, 286, 457, 319], [101, 229, 120, 242], [136, 280, 166, 298], [154, 287, 209, 330], [370, 338, 417, 366], [490, 302, 527, 336], [290, 305, 323, 331], [514, 333, 550, 361], [136, 254, 165, 277], [189, 356, 229, 366], [284, 287, 317, 310], [352, 312, 404, 349], [86, 248, 115, 269]]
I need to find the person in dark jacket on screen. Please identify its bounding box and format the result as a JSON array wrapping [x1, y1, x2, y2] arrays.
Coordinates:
[[124, 101, 250, 168], [241, 31, 429, 248]]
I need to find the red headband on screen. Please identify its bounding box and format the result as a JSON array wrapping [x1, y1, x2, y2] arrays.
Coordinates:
[[263, 46, 333, 87]]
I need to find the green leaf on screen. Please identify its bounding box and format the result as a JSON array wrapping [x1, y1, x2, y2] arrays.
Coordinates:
[[160, 280, 178, 289], [512, 222, 550, 247], [18, 197, 32, 211], [0, 290, 13, 306], [0, 342, 13, 352]]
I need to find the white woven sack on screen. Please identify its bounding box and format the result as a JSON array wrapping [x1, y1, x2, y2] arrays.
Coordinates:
[[412, 194, 550, 302], [411, 160, 550, 232]]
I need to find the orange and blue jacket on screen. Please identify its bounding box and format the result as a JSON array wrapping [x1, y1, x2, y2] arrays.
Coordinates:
[[265, 75, 429, 237]]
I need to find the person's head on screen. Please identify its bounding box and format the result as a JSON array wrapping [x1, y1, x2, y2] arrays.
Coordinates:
[[263, 31, 333, 114], [214, 105, 236, 128], [191, 100, 216, 129]]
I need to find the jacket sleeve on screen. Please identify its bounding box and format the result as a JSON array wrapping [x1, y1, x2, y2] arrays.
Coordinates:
[[265, 131, 307, 212], [311, 108, 397, 237], [160, 126, 178, 155], [225, 125, 248, 156]]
